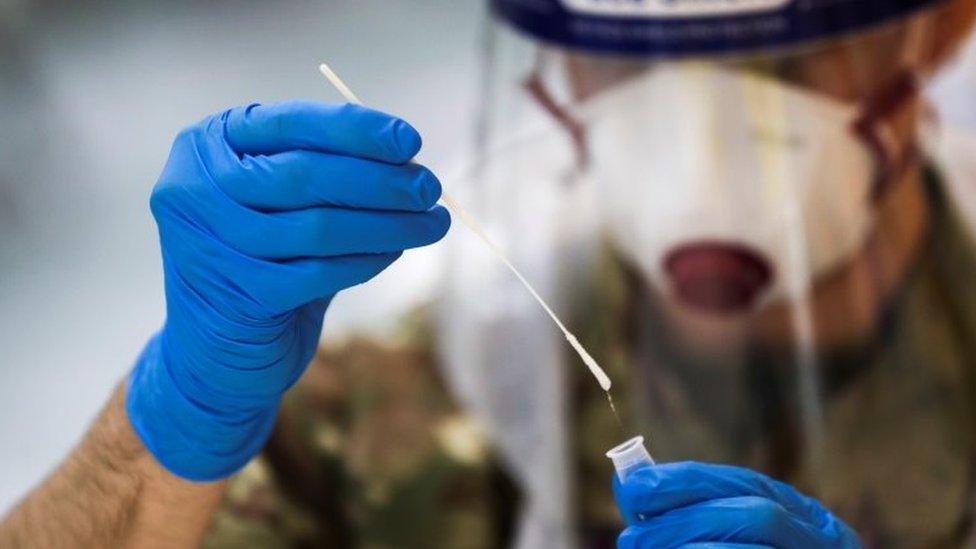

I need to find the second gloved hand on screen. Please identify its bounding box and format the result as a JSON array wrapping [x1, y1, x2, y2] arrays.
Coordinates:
[[613, 462, 862, 549], [127, 101, 450, 481]]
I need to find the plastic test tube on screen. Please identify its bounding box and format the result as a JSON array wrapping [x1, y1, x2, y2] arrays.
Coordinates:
[[606, 436, 655, 482]]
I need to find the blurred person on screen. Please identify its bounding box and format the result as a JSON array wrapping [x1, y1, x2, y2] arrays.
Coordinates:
[[3, 1, 976, 549]]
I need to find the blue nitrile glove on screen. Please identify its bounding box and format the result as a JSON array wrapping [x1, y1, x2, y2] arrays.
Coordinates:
[[613, 462, 861, 549], [127, 101, 450, 481]]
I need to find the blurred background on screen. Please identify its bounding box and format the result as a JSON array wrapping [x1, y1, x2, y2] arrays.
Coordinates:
[[0, 0, 483, 512], [0, 0, 975, 515]]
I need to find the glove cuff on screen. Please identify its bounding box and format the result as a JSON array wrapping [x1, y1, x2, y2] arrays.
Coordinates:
[[125, 333, 279, 481]]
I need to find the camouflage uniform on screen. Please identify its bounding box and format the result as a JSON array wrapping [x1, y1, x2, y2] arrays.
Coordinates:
[[206, 171, 976, 548], [573, 169, 976, 548], [205, 315, 518, 549]]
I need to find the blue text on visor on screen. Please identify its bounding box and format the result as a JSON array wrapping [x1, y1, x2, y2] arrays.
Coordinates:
[[492, 0, 945, 56]]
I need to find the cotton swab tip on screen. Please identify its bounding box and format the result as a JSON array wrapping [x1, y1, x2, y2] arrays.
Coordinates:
[[566, 334, 612, 391]]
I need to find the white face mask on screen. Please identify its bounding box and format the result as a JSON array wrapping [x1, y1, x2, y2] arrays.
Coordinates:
[[580, 65, 879, 313]]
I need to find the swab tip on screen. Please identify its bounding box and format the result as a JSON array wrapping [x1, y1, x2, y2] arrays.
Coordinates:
[[566, 333, 613, 391]]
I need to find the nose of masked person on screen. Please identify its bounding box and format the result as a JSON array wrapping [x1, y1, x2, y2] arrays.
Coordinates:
[[583, 65, 878, 315]]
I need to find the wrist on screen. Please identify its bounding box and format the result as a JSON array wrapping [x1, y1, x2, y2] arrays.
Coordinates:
[[126, 333, 279, 481]]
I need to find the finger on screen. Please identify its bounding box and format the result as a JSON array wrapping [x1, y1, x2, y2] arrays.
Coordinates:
[[619, 497, 826, 549], [613, 462, 831, 528], [265, 252, 403, 312], [160, 213, 403, 315], [153, 169, 449, 260], [223, 150, 441, 212], [220, 101, 421, 162], [212, 205, 451, 260]]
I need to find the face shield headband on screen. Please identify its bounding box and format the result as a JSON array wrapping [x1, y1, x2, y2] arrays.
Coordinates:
[[492, 0, 945, 57]]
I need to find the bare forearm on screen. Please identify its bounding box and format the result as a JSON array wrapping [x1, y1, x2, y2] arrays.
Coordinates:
[[0, 383, 227, 548]]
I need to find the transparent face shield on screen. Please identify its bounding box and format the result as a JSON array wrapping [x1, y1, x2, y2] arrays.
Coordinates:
[[439, 2, 976, 547]]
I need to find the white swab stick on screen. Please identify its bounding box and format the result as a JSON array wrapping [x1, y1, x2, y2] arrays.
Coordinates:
[[317, 62, 612, 392], [318, 63, 363, 105]]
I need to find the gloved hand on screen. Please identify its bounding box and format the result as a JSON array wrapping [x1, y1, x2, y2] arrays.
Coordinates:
[[127, 101, 450, 481], [613, 462, 861, 549]]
